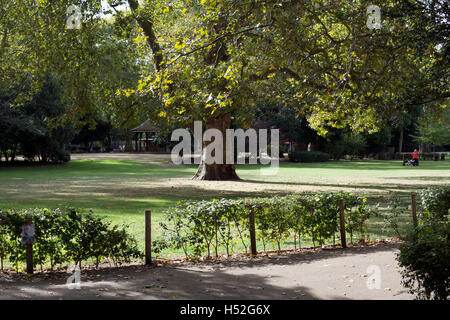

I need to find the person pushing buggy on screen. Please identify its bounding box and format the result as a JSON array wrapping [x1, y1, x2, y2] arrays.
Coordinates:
[[403, 149, 420, 166]]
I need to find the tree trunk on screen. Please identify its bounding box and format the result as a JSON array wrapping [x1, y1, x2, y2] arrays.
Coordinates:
[[125, 129, 133, 152], [193, 114, 240, 181], [398, 126, 403, 153]]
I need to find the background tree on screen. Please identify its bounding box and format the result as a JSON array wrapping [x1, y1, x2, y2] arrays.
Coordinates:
[[413, 108, 450, 151]]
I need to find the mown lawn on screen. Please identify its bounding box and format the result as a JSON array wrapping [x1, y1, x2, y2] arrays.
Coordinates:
[[1, 157, 449, 255]]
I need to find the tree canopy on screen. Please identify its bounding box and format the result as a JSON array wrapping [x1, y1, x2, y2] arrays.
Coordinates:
[[0, 0, 448, 178]]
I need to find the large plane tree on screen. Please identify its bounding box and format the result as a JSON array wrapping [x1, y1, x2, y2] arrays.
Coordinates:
[[121, 0, 448, 180], [2, 0, 448, 179]]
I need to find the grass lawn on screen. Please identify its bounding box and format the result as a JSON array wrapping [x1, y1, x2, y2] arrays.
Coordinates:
[[1, 155, 449, 256]]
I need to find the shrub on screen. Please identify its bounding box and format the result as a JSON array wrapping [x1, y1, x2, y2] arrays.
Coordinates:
[[266, 144, 285, 159], [324, 140, 346, 160], [419, 186, 450, 221], [255, 197, 292, 251], [0, 208, 141, 271], [397, 218, 449, 300], [289, 151, 330, 162], [300, 193, 338, 246], [0, 223, 11, 271], [158, 192, 373, 258], [343, 134, 367, 159], [397, 187, 450, 300]]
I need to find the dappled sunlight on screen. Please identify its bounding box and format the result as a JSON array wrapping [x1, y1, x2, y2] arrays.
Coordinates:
[[1, 158, 448, 221]]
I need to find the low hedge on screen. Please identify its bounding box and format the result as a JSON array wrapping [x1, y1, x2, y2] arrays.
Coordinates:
[[0, 208, 142, 272], [155, 192, 373, 259], [289, 151, 330, 162]]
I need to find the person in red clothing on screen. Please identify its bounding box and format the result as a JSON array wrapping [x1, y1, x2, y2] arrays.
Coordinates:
[[412, 149, 420, 166]]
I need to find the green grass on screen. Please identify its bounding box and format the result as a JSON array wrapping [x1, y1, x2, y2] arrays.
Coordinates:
[[1, 158, 449, 256]]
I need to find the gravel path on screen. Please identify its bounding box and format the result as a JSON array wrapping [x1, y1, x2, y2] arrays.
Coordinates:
[[0, 243, 413, 300]]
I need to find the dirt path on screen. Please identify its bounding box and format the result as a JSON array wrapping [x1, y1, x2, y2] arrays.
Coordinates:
[[0, 243, 413, 300]]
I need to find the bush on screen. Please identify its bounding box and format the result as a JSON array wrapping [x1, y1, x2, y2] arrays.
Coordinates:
[[157, 192, 373, 258], [299, 193, 338, 246], [0, 208, 142, 272], [397, 186, 450, 299], [52, 149, 71, 163], [324, 140, 346, 160], [343, 134, 367, 159], [289, 151, 330, 162], [397, 218, 449, 300], [419, 186, 450, 221]]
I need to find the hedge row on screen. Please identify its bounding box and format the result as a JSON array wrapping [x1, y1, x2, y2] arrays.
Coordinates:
[[288, 151, 330, 162], [0, 208, 141, 272], [154, 193, 374, 258]]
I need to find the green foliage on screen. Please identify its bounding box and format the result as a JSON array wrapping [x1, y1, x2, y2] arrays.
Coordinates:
[[158, 192, 373, 258], [159, 199, 249, 258], [125, 0, 448, 138], [419, 187, 450, 221], [413, 109, 450, 147], [299, 193, 338, 246], [397, 186, 450, 299], [0, 208, 142, 272], [257, 104, 317, 145], [397, 217, 449, 300], [343, 134, 367, 159], [289, 151, 330, 162], [0, 74, 73, 163], [2, 0, 448, 155], [339, 193, 373, 244], [0, 223, 11, 271], [378, 197, 408, 238], [71, 118, 113, 152], [251, 197, 292, 251], [324, 139, 347, 160]]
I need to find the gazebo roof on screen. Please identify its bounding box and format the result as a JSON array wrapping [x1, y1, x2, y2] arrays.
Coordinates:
[[131, 120, 160, 133]]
